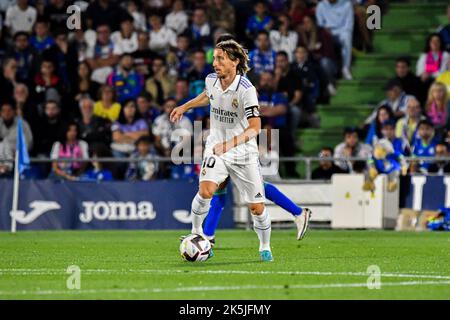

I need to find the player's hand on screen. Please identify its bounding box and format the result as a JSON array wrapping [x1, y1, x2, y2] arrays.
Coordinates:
[[213, 142, 231, 156], [170, 106, 186, 123]]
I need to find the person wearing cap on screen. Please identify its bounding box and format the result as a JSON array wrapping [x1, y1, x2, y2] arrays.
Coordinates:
[[334, 127, 372, 172]]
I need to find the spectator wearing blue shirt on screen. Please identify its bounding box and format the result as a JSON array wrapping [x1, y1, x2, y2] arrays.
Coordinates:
[[365, 105, 394, 146], [381, 120, 410, 156], [438, 5, 450, 52], [7, 31, 36, 84], [187, 49, 213, 97], [246, 1, 273, 38], [107, 53, 144, 104], [249, 30, 277, 76], [136, 92, 160, 126], [30, 18, 55, 54], [412, 119, 439, 173], [80, 144, 114, 182], [175, 78, 204, 123]]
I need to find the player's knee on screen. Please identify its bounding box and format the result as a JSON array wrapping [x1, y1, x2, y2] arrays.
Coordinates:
[[199, 183, 216, 199], [249, 203, 265, 215]]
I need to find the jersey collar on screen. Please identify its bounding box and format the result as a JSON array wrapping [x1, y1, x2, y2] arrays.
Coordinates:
[[214, 74, 242, 93]]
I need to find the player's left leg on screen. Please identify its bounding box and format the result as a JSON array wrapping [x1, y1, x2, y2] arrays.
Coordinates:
[[203, 186, 228, 243], [228, 162, 273, 262]]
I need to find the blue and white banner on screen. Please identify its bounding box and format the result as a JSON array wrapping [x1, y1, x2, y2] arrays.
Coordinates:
[[0, 180, 234, 231], [400, 176, 450, 211]]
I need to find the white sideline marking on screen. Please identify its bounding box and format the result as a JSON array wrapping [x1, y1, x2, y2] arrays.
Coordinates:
[[0, 280, 449, 296], [1, 268, 450, 280]]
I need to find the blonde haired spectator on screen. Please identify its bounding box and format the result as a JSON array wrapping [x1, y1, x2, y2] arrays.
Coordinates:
[[425, 82, 450, 131]]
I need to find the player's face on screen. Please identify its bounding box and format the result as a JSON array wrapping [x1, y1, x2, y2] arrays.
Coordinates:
[[345, 133, 358, 148], [418, 125, 433, 140], [382, 126, 395, 139], [395, 62, 409, 78], [137, 142, 151, 155], [378, 108, 390, 123], [213, 48, 238, 78]]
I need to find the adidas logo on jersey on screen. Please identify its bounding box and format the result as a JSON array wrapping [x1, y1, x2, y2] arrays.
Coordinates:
[[209, 94, 214, 100], [255, 193, 263, 199]]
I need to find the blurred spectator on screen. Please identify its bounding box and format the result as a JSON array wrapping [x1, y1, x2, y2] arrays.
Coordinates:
[[73, 61, 100, 102], [13, 84, 34, 126], [428, 142, 450, 175], [187, 49, 213, 97], [43, 0, 70, 32], [171, 33, 192, 78], [269, 14, 298, 62], [145, 56, 176, 106], [249, 30, 277, 76], [416, 33, 449, 89], [381, 120, 410, 156], [153, 98, 192, 157], [352, 0, 374, 53], [86, 24, 119, 84], [136, 92, 160, 127], [7, 32, 36, 84], [189, 7, 212, 49], [126, 0, 147, 32], [30, 18, 55, 55], [0, 58, 17, 104], [436, 59, 450, 96], [33, 59, 64, 109], [425, 82, 449, 132], [132, 31, 159, 77], [126, 135, 159, 181], [164, 0, 189, 35], [316, 0, 354, 80], [111, 14, 138, 55], [392, 56, 426, 105], [33, 100, 65, 156], [85, 0, 126, 31], [94, 85, 122, 122], [312, 147, 348, 180], [111, 99, 149, 158], [411, 119, 439, 173], [289, 0, 314, 27], [290, 46, 320, 126], [365, 105, 394, 146], [4, 0, 37, 36], [334, 127, 372, 172], [208, 0, 236, 34], [50, 122, 89, 181], [149, 13, 177, 56], [175, 78, 203, 123], [395, 97, 425, 146], [246, 1, 273, 38], [367, 79, 412, 123], [107, 53, 144, 104], [0, 102, 33, 153], [0, 140, 13, 177], [75, 97, 111, 149], [274, 51, 302, 135], [298, 15, 337, 96], [79, 144, 114, 181], [437, 4, 450, 52]]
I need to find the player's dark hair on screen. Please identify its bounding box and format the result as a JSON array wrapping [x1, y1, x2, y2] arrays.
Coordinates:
[[215, 33, 236, 44], [135, 135, 154, 146], [418, 119, 434, 129], [276, 51, 289, 59], [256, 30, 269, 38], [13, 31, 30, 41], [215, 40, 250, 75], [424, 33, 443, 53], [396, 56, 411, 67]]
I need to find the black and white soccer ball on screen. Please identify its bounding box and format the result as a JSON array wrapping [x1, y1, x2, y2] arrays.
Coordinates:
[[180, 234, 212, 262]]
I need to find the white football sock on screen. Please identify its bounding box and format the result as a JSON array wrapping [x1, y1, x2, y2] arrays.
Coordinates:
[[191, 193, 212, 235], [253, 209, 271, 252]]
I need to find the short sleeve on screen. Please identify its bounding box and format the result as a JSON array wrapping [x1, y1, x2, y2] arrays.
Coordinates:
[[242, 86, 260, 119], [111, 122, 121, 132]]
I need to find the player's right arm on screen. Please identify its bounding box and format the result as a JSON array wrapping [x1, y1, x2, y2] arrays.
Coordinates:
[[170, 91, 210, 123]]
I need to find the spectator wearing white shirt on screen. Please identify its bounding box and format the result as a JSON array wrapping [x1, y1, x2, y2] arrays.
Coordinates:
[[4, 0, 37, 36], [111, 14, 138, 55], [149, 13, 177, 56], [126, 0, 147, 32], [164, 0, 188, 35], [269, 14, 298, 62]]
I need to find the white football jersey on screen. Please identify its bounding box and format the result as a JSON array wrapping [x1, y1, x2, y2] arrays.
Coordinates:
[[204, 73, 260, 164]]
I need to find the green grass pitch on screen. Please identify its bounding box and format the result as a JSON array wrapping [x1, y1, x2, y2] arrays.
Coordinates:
[[0, 230, 449, 300]]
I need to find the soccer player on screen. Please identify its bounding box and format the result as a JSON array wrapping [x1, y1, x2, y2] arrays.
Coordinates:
[[170, 39, 274, 261]]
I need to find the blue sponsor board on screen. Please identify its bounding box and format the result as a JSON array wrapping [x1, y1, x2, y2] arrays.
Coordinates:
[[400, 176, 449, 211], [0, 179, 234, 231]]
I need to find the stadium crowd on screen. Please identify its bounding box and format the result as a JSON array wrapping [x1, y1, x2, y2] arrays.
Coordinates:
[[2, 0, 436, 182], [311, 3, 450, 180]]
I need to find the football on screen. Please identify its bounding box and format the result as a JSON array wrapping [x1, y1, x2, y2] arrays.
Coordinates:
[[180, 234, 212, 262]]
